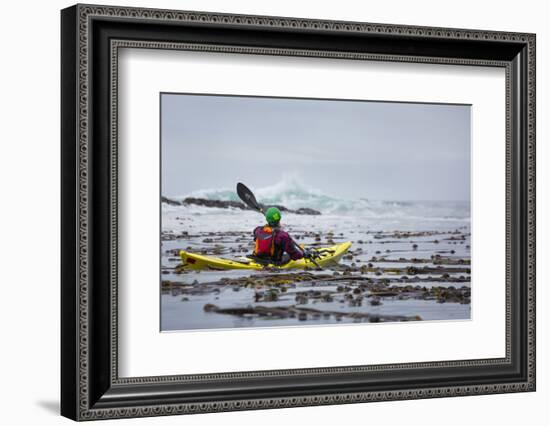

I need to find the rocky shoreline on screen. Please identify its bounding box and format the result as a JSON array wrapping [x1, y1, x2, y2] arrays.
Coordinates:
[[162, 266, 471, 316], [160, 203, 471, 330], [162, 196, 321, 215]]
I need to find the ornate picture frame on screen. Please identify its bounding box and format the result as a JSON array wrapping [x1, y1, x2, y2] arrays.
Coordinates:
[[61, 4, 535, 421]]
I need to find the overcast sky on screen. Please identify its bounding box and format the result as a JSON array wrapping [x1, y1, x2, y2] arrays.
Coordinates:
[[161, 93, 470, 201]]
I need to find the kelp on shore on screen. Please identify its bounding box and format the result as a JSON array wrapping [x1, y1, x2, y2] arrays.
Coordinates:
[[161, 225, 471, 327]]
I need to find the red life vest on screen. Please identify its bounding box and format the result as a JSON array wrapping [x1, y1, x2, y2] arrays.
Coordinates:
[[253, 226, 277, 258]]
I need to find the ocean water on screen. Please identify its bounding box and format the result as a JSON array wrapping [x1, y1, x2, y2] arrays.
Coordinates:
[[166, 176, 470, 232], [161, 178, 471, 331]]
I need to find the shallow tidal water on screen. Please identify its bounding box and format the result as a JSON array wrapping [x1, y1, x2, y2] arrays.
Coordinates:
[[160, 203, 471, 332]]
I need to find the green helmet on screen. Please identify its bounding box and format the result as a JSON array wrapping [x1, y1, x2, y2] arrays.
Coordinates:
[[265, 207, 282, 226]]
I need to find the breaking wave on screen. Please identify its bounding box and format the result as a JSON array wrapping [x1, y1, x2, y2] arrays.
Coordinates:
[[179, 175, 470, 221]]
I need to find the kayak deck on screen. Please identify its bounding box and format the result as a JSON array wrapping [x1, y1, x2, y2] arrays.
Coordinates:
[[179, 241, 352, 271]]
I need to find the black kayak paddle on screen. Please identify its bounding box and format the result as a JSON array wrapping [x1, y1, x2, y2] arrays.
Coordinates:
[[236, 182, 264, 213]]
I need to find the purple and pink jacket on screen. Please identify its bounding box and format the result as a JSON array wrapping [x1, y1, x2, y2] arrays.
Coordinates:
[[253, 226, 304, 261]]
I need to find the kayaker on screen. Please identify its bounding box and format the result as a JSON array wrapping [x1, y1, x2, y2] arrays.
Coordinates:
[[252, 207, 306, 265]]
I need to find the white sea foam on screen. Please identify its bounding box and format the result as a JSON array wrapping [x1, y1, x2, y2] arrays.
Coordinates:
[[169, 175, 470, 222]]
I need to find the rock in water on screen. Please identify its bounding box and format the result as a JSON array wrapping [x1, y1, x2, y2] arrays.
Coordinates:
[[183, 197, 246, 210], [161, 196, 182, 206], [164, 197, 322, 215], [294, 207, 322, 215]]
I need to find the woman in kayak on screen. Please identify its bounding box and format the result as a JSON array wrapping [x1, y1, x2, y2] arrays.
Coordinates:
[[252, 207, 307, 265]]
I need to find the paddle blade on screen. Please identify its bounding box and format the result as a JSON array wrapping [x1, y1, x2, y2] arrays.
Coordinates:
[[236, 182, 263, 213]]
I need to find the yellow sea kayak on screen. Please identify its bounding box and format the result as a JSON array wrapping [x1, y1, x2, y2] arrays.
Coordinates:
[[179, 242, 352, 271]]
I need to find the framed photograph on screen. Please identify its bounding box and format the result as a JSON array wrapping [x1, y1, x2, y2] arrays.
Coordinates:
[[61, 4, 536, 421]]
